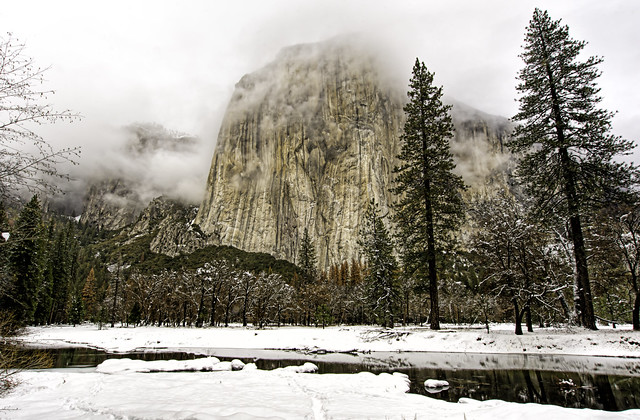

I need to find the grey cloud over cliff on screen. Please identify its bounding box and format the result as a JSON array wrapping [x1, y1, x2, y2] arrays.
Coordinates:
[[2, 0, 638, 213]]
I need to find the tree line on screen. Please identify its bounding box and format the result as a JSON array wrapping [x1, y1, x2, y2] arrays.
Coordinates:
[[1, 10, 639, 334], [300, 9, 640, 334]]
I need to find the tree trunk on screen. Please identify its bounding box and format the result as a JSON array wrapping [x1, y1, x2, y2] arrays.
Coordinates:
[[425, 191, 440, 330], [419, 97, 440, 331], [633, 290, 640, 331], [387, 299, 394, 329], [210, 290, 217, 326], [539, 27, 596, 330], [242, 297, 248, 327], [525, 305, 533, 333], [111, 272, 119, 328], [196, 285, 205, 328], [557, 291, 572, 323], [514, 298, 523, 336], [567, 210, 597, 330], [483, 303, 490, 334], [403, 291, 409, 327], [224, 290, 232, 327]]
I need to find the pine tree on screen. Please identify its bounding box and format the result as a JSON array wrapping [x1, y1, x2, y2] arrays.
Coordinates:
[[7, 195, 44, 322], [68, 291, 84, 326], [349, 258, 363, 286], [49, 221, 78, 324], [33, 221, 55, 325], [392, 59, 466, 330], [359, 200, 397, 328], [82, 267, 98, 321], [298, 227, 318, 283], [0, 202, 11, 308], [0, 202, 8, 239], [510, 9, 637, 329]]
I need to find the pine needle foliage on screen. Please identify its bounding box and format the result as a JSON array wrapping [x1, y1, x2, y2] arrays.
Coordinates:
[[392, 59, 466, 330], [510, 9, 638, 329]]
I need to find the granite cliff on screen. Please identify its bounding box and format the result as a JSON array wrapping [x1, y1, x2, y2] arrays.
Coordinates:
[[195, 38, 512, 268]]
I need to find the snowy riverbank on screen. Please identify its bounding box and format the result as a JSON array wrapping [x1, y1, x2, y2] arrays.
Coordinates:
[[3, 323, 640, 419], [2, 358, 639, 419], [16, 323, 640, 358]]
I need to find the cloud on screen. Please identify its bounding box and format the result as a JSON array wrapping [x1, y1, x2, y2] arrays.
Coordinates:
[[47, 122, 210, 214], [2, 0, 639, 214]]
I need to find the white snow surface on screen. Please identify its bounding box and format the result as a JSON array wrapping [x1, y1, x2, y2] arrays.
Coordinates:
[[95, 356, 250, 373], [2, 363, 638, 419], [424, 379, 450, 388], [3, 323, 640, 419], [16, 323, 640, 357]]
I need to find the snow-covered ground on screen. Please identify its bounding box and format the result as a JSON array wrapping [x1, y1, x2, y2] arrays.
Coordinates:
[[16, 322, 640, 357], [3, 323, 640, 419], [3, 359, 639, 419]]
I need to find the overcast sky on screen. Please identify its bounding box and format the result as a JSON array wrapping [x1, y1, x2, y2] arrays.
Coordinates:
[[2, 0, 639, 202]]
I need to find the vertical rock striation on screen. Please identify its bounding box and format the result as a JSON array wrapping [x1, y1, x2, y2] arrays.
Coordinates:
[[196, 38, 511, 268]]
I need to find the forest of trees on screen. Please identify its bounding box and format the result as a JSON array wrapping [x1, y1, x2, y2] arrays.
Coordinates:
[[1, 10, 639, 334]]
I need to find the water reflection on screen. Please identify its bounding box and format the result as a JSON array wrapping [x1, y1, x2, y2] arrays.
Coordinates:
[[401, 367, 639, 412], [31, 347, 640, 412]]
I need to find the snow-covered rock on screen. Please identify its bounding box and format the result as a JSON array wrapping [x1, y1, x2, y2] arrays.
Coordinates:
[[425, 379, 450, 388], [281, 362, 318, 373], [231, 359, 245, 371]]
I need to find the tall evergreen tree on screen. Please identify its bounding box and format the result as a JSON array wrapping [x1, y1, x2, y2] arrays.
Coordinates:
[[68, 290, 84, 327], [49, 221, 78, 323], [359, 200, 397, 328], [392, 59, 466, 330], [298, 227, 318, 283], [33, 221, 55, 325], [82, 267, 98, 322], [510, 9, 637, 329], [7, 195, 44, 322], [0, 202, 11, 306], [0, 202, 8, 237]]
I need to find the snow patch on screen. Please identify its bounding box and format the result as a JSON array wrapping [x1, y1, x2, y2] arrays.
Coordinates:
[[281, 362, 318, 373], [96, 357, 227, 373], [95, 357, 319, 375], [425, 379, 450, 388]]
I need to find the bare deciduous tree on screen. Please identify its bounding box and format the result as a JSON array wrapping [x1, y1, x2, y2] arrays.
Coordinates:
[[0, 32, 80, 202]]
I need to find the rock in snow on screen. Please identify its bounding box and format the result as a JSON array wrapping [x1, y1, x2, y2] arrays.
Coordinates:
[[281, 362, 319, 373]]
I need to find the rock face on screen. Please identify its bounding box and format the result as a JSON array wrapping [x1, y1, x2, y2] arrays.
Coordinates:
[[80, 179, 144, 231], [196, 38, 511, 268], [129, 197, 207, 257]]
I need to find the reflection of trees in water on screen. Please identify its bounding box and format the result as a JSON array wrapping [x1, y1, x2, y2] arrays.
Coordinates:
[[43, 348, 201, 368], [523, 370, 547, 404], [406, 367, 639, 411]]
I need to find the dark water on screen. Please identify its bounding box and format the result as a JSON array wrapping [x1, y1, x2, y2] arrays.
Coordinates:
[[34, 347, 640, 412]]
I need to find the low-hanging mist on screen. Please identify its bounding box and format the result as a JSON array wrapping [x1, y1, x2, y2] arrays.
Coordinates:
[[62, 123, 209, 227]]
